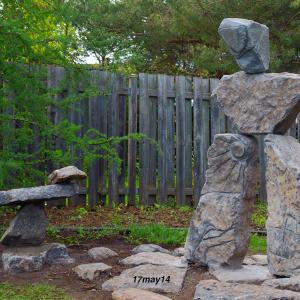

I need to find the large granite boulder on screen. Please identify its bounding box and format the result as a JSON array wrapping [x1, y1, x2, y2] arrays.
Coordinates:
[[185, 134, 259, 269], [265, 134, 300, 277], [212, 71, 300, 134], [194, 280, 300, 300], [218, 18, 269, 73], [48, 166, 87, 184], [1, 204, 48, 246]]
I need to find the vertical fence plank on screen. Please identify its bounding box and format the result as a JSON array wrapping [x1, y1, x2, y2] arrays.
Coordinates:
[[139, 74, 150, 205], [176, 76, 186, 205], [258, 135, 267, 202], [166, 76, 175, 191], [128, 75, 138, 205], [210, 78, 220, 143], [200, 79, 210, 189], [158, 74, 168, 203], [108, 73, 119, 205], [185, 76, 193, 205]]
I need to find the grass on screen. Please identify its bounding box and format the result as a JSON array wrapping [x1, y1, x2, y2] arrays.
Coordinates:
[[249, 234, 267, 253], [0, 283, 70, 300], [251, 202, 267, 230]]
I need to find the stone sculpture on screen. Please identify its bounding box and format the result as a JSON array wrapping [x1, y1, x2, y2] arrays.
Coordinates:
[[0, 165, 86, 272], [185, 18, 300, 279]]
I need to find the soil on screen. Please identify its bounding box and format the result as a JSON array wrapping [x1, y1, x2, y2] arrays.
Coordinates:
[[0, 235, 213, 300]]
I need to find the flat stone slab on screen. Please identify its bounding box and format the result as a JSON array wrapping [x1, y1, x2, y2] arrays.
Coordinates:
[[172, 247, 185, 257], [263, 276, 300, 292], [212, 71, 300, 134], [112, 288, 172, 300], [48, 166, 86, 184], [194, 280, 300, 300], [1, 203, 48, 246], [211, 265, 272, 284], [218, 18, 269, 73], [0, 183, 80, 206], [132, 244, 171, 255], [88, 247, 118, 260], [2, 243, 74, 272], [73, 263, 111, 280], [243, 254, 268, 266], [120, 252, 187, 268], [102, 264, 187, 293]]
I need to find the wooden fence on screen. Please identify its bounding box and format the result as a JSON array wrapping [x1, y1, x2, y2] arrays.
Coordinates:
[[47, 66, 300, 208]]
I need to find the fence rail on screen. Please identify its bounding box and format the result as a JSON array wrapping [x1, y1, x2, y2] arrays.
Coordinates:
[[34, 66, 300, 207]]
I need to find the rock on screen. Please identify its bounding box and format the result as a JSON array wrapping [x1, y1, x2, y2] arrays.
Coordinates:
[[194, 280, 300, 300], [185, 134, 259, 269], [88, 247, 118, 260], [265, 134, 300, 277], [263, 276, 300, 292], [218, 18, 269, 73], [243, 255, 268, 266], [132, 244, 171, 255], [212, 71, 300, 134], [120, 252, 187, 268], [73, 263, 111, 280], [48, 166, 87, 184], [112, 288, 172, 300], [1, 204, 48, 246], [211, 265, 272, 284], [102, 264, 187, 293], [172, 247, 185, 257], [2, 243, 74, 272], [0, 183, 80, 206]]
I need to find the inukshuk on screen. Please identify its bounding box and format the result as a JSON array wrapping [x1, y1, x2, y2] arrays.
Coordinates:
[[185, 18, 300, 277], [0, 166, 86, 272]]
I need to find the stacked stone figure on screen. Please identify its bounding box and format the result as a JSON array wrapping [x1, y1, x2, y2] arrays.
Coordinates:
[[0, 166, 86, 272], [185, 18, 300, 278]]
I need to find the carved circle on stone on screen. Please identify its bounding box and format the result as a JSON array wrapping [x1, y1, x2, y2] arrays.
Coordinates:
[[230, 141, 246, 159]]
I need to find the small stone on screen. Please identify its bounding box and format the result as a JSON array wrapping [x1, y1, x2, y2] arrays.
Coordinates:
[[243, 255, 268, 266], [2, 243, 73, 272], [263, 276, 300, 292], [212, 72, 300, 134], [265, 134, 300, 277], [211, 265, 272, 284], [120, 252, 187, 268], [218, 18, 269, 73], [112, 288, 172, 300], [102, 264, 187, 293], [73, 263, 111, 281], [132, 244, 171, 255], [172, 247, 185, 257], [194, 280, 300, 300], [88, 247, 118, 260], [48, 166, 87, 184], [1, 204, 48, 246]]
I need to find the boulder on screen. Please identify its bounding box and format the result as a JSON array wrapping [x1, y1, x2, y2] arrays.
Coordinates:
[[132, 244, 171, 255], [212, 71, 300, 134], [112, 288, 172, 300], [243, 254, 268, 266], [218, 18, 269, 73], [120, 252, 187, 268], [1, 204, 48, 246], [211, 265, 272, 284], [263, 276, 300, 292], [2, 243, 74, 272], [88, 247, 118, 260], [0, 183, 80, 206], [102, 264, 187, 293], [265, 134, 300, 277], [73, 263, 111, 280], [194, 280, 300, 300], [172, 247, 185, 257], [48, 166, 87, 184], [185, 134, 259, 269]]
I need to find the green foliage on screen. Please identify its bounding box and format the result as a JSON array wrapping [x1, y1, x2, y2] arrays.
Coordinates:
[[249, 234, 267, 254], [0, 282, 70, 300], [251, 202, 267, 230]]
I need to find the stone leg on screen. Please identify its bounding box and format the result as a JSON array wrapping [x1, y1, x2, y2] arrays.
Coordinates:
[[185, 134, 259, 269], [264, 134, 300, 277], [1, 203, 48, 246]]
